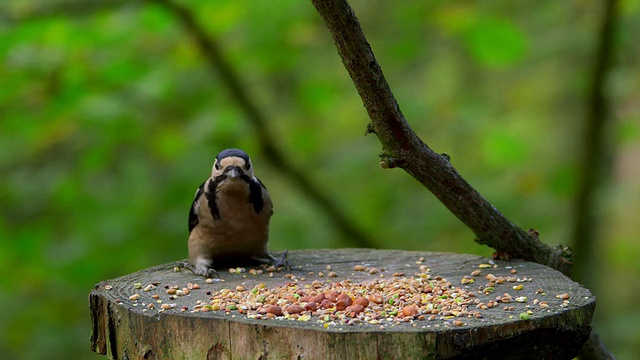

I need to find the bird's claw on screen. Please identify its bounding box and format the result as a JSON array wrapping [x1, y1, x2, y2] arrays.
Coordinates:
[[181, 260, 221, 279], [272, 249, 290, 270]]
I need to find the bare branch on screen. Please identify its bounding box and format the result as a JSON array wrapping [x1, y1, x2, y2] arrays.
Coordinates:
[[150, 0, 375, 248], [310, 0, 572, 275]]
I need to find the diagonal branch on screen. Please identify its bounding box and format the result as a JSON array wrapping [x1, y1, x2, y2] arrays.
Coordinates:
[[310, 0, 572, 275], [150, 0, 375, 248]]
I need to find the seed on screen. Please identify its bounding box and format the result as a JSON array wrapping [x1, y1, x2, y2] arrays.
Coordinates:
[[160, 304, 172, 310], [513, 285, 524, 291], [265, 305, 283, 316], [328, 272, 337, 278], [471, 270, 482, 276], [453, 320, 464, 326], [147, 303, 155, 309], [129, 294, 140, 301], [337, 293, 353, 306], [510, 269, 517, 274], [286, 305, 304, 315], [393, 272, 405, 277], [353, 297, 369, 308], [557, 293, 570, 300], [346, 304, 365, 317], [519, 312, 530, 320], [236, 286, 246, 292], [402, 306, 418, 317], [304, 302, 317, 311], [368, 268, 379, 274], [354, 265, 366, 271], [321, 299, 334, 309], [335, 299, 349, 311], [368, 294, 383, 304], [324, 290, 339, 302], [310, 293, 325, 303], [166, 288, 176, 295], [478, 264, 492, 269]]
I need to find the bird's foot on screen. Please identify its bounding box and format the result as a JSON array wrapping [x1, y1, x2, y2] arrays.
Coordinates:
[[252, 250, 290, 271], [272, 249, 290, 270], [181, 260, 221, 279]]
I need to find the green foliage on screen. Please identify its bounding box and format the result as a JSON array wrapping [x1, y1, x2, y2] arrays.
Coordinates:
[[1, 0, 639, 359]]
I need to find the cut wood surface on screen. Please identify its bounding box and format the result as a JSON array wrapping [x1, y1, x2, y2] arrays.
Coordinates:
[[90, 249, 595, 359]]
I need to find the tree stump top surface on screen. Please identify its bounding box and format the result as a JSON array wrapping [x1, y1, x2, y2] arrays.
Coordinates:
[[91, 249, 595, 359]]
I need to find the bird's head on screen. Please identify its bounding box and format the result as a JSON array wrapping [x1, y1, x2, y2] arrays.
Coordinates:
[[212, 148, 254, 180]]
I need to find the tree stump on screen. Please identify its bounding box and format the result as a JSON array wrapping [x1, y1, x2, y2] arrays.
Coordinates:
[[89, 249, 594, 359]]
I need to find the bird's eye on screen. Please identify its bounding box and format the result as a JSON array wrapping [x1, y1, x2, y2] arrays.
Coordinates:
[[245, 162, 251, 170], [214, 161, 221, 170]]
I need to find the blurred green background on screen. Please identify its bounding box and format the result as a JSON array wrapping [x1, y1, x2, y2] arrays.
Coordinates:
[[1, 0, 639, 358]]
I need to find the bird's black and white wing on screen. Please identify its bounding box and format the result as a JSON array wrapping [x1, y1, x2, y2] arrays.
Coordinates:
[[188, 181, 206, 233]]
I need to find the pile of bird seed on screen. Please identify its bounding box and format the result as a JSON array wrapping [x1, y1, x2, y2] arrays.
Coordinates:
[[200, 274, 482, 327], [111, 261, 573, 328]]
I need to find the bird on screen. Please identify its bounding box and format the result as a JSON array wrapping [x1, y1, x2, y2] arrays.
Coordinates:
[[183, 148, 288, 278]]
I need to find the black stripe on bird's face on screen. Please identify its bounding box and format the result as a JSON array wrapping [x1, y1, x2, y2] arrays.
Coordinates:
[[207, 171, 265, 219]]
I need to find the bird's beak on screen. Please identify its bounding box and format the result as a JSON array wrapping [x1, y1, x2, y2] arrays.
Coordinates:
[[226, 166, 242, 180]]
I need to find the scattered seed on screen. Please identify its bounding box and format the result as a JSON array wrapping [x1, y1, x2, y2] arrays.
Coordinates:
[[354, 265, 366, 271], [353, 297, 369, 308], [265, 305, 283, 316], [345, 304, 365, 316], [402, 306, 418, 317], [129, 294, 140, 301]]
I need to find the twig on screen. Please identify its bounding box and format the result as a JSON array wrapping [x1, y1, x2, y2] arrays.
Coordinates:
[[151, 0, 375, 248], [311, 0, 572, 275]]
